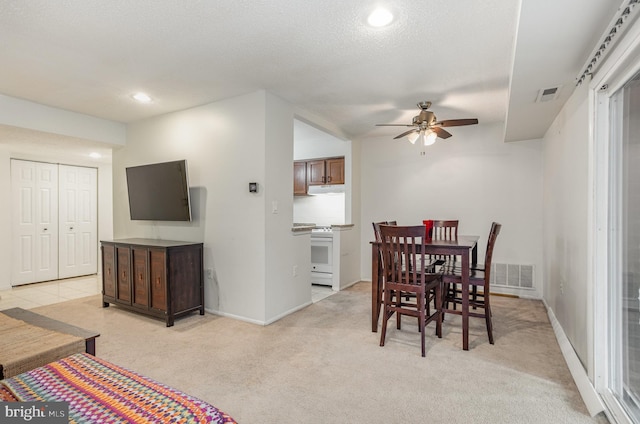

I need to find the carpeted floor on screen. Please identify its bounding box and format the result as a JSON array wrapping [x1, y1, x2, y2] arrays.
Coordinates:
[[31, 281, 609, 424]]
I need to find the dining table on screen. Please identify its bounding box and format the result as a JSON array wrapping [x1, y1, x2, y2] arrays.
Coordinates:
[[371, 235, 479, 350]]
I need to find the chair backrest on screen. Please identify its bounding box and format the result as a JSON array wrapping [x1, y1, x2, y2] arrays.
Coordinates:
[[372, 220, 398, 242], [482, 222, 502, 288], [431, 220, 458, 240], [372, 221, 386, 242], [379, 225, 427, 286]]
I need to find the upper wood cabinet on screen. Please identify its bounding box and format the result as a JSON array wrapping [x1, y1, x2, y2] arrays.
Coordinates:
[[294, 161, 307, 195], [307, 157, 345, 186], [325, 157, 345, 185], [294, 156, 345, 195]]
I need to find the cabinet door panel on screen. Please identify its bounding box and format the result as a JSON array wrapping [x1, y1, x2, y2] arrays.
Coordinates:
[[150, 249, 167, 311], [116, 246, 131, 303], [306, 160, 326, 185], [294, 161, 307, 195], [102, 244, 116, 298], [132, 247, 149, 307], [326, 158, 345, 184]]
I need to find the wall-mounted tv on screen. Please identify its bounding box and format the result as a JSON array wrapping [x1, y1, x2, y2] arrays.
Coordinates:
[[126, 159, 192, 221]]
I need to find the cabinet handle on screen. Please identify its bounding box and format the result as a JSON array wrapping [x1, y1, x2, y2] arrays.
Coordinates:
[[107, 268, 111, 276], [139, 273, 143, 280], [322, 176, 326, 183], [327, 176, 331, 182]]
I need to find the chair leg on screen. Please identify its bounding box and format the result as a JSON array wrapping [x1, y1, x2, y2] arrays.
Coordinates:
[[472, 286, 478, 310], [435, 284, 442, 338], [396, 291, 402, 330], [380, 296, 390, 347], [419, 292, 426, 357], [485, 297, 494, 344]]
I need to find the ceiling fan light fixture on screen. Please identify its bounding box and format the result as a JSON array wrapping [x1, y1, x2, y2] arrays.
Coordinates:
[[367, 8, 393, 27], [407, 132, 419, 144], [423, 130, 437, 146], [131, 92, 152, 103]]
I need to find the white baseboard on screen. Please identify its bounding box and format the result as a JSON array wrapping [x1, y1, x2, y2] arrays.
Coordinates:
[[544, 299, 605, 417], [205, 300, 313, 326]]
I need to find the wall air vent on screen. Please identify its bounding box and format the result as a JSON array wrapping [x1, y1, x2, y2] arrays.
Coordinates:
[[492, 263, 534, 289], [536, 86, 561, 102]]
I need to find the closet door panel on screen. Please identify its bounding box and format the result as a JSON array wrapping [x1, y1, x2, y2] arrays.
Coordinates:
[[11, 160, 59, 285], [59, 165, 97, 279]]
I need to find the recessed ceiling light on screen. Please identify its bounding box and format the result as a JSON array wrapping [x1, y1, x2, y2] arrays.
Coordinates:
[[89, 152, 102, 159], [367, 8, 393, 27], [132, 92, 152, 103]]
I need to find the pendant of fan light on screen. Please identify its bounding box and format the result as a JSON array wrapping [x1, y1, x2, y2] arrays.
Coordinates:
[[407, 129, 437, 145]]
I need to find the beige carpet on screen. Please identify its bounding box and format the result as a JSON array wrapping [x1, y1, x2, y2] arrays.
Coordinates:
[[31, 282, 609, 424]]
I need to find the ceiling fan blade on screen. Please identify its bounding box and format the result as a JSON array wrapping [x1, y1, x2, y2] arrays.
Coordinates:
[[432, 127, 452, 139], [376, 124, 414, 127], [434, 118, 479, 127], [393, 129, 419, 140]]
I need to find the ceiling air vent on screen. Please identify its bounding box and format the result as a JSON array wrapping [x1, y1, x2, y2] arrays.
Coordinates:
[[536, 86, 561, 103]]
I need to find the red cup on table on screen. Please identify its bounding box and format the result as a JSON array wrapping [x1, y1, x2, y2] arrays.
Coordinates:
[[423, 220, 433, 239]]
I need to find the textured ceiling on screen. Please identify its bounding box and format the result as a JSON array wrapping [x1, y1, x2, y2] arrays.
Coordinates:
[[0, 0, 625, 146]]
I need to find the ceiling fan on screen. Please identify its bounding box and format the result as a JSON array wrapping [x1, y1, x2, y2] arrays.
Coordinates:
[[376, 101, 479, 145]]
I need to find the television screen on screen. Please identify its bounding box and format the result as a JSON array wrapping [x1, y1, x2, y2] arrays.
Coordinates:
[[126, 160, 192, 221]]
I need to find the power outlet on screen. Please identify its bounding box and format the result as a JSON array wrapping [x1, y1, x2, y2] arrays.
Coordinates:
[[206, 268, 213, 280], [292, 265, 298, 277]]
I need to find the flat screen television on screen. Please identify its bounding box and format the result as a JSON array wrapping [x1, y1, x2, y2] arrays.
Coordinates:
[[126, 160, 192, 221]]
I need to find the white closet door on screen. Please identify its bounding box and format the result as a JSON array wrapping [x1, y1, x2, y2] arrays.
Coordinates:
[[11, 160, 59, 285], [58, 165, 98, 279]]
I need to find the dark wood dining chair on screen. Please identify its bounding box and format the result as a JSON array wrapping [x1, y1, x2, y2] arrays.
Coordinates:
[[426, 220, 459, 312], [372, 221, 400, 313], [379, 224, 443, 357], [442, 222, 501, 345], [431, 219, 458, 241], [372, 221, 387, 242]]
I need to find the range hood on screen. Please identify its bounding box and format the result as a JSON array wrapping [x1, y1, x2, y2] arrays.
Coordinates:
[[307, 184, 345, 195]]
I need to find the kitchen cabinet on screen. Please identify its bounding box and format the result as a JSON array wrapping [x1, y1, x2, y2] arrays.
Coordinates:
[[306, 157, 345, 186], [325, 157, 345, 185], [101, 239, 204, 327], [294, 161, 307, 195]]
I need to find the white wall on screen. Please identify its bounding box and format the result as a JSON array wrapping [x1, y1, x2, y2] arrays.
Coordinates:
[[0, 94, 126, 145], [294, 194, 345, 226], [542, 83, 590, 365], [115, 90, 310, 324], [358, 122, 544, 298], [264, 92, 311, 321]]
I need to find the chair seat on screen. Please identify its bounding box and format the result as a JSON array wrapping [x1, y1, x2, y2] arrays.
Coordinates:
[[440, 265, 486, 282]]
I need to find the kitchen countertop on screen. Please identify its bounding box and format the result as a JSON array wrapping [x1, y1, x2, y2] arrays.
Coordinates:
[[291, 223, 354, 233]]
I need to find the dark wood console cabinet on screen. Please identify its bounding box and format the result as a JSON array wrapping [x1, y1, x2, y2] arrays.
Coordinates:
[[101, 239, 204, 327]]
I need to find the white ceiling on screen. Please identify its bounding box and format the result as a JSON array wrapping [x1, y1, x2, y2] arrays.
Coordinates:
[[0, 0, 625, 150]]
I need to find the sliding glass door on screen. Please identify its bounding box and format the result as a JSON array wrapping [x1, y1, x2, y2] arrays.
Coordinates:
[[607, 72, 640, 423]]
